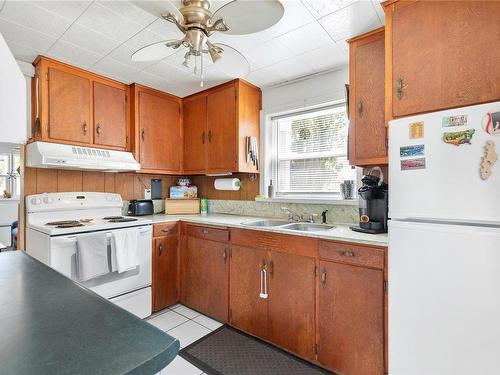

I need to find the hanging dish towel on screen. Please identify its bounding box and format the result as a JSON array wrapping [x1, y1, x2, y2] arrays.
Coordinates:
[[111, 230, 140, 273], [76, 232, 109, 282]]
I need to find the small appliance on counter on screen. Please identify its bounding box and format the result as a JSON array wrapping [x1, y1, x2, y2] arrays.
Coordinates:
[[127, 199, 154, 216], [350, 166, 388, 234]]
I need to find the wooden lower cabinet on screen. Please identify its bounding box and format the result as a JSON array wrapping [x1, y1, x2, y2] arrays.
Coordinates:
[[318, 260, 384, 375], [230, 245, 316, 359], [181, 235, 229, 322], [153, 234, 178, 312]]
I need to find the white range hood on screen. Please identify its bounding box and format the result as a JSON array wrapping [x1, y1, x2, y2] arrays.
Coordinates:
[[26, 141, 140, 172]]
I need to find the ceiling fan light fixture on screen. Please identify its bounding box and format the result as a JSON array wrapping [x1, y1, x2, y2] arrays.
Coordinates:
[[208, 46, 221, 63]]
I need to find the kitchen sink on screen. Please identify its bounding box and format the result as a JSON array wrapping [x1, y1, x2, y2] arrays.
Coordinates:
[[280, 223, 335, 232], [241, 219, 291, 227]]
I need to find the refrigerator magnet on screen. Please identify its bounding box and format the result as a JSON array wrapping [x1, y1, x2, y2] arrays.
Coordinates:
[[400, 144, 425, 158], [480, 141, 497, 180], [409, 121, 424, 139], [442, 114, 468, 128], [401, 158, 426, 171], [443, 129, 475, 146], [482, 111, 500, 136]]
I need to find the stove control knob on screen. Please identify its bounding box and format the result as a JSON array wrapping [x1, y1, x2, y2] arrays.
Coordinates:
[[31, 197, 42, 205], [114, 196, 121, 202], [43, 196, 53, 204], [106, 195, 113, 202]]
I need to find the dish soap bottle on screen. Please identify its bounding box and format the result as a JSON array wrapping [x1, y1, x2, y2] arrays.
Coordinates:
[[268, 180, 275, 198]]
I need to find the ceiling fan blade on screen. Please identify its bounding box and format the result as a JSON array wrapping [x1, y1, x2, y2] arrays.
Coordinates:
[[212, 0, 284, 35], [132, 1, 183, 21], [131, 40, 178, 62], [213, 43, 250, 78]]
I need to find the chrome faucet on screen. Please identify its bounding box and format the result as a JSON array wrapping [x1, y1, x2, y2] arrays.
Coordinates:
[[280, 207, 303, 222], [307, 214, 319, 223]]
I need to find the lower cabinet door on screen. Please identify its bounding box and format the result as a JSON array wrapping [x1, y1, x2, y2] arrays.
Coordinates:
[[229, 245, 268, 339], [182, 236, 229, 321], [318, 261, 384, 375], [268, 250, 316, 359], [153, 236, 178, 311]]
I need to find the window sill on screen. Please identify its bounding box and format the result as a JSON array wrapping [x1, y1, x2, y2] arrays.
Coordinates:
[[255, 197, 358, 206]]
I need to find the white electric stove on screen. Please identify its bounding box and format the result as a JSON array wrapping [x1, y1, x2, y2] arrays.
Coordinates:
[[26, 192, 153, 318]]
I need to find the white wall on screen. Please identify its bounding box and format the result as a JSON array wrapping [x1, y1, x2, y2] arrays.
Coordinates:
[[259, 67, 349, 195], [0, 32, 27, 145]]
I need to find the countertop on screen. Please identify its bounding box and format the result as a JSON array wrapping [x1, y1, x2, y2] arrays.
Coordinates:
[[0, 251, 179, 375], [142, 213, 388, 247]]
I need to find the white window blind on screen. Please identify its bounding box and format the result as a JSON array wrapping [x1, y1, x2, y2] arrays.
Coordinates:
[[272, 104, 356, 197]]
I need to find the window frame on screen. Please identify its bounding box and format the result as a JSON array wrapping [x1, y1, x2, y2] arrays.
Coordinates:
[[262, 101, 360, 202], [0, 150, 21, 198]]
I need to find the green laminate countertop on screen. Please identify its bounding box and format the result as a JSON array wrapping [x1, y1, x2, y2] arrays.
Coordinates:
[[0, 251, 179, 375]]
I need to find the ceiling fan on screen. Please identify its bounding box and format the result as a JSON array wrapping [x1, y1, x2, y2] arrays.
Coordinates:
[[132, 0, 284, 87]]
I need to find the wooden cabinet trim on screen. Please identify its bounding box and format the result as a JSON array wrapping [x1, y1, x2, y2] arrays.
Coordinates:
[[319, 240, 386, 270]]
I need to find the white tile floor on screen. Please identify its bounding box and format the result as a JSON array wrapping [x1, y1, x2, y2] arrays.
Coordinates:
[[147, 304, 223, 375]]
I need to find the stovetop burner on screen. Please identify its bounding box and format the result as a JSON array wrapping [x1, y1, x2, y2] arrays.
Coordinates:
[[103, 216, 125, 220], [56, 223, 85, 228], [46, 220, 81, 226], [107, 218, 138, 223]]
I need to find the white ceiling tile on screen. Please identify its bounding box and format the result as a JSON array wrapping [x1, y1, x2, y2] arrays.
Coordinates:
[[147, 18, 183, 40], [371, 0, 385, 23], [143, 60, 185, 83], [277, 21, 333, 57], [302, 0, 358, 19], [135, 70, 175, 91], [61, 23, 121, 56], [0, 18, 57, 52], [124, 28, 175, 53], [244, 38, 294, 70], [319, 1, 382, 41], [3, 40, 39, 63], [269, 57, 315, 82], [107, 43, 153, 69], [93, 57, 142, 82], [246, 65, 283, 87], [297, 43, 348, 73], [48, 39, 102, 68], [97, 0, 157, 27], [0, 1, 74, 38], [34, 1, 91, 21], [76, 2, 145, 43]]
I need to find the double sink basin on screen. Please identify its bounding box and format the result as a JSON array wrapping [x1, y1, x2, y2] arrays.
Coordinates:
[[241, 219, 335, 232]]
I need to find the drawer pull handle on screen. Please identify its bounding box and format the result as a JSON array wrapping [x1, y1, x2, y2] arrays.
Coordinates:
[[202, 229, 209, 234], [223, 248, 228, 263], [339, 250, 356, 257], [161, 228, 172, 233]]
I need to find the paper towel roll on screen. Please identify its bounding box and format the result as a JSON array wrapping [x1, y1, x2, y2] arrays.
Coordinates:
[[214, 178, 242, 191]]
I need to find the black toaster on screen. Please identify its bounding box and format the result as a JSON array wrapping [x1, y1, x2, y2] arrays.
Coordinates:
[[127, 199, 154, 216]]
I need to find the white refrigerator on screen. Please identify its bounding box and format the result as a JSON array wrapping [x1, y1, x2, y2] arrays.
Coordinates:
[[388, 101, 500, 374]]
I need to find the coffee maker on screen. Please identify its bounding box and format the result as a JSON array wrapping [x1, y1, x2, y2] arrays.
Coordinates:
[[350, 166, 388, 234]]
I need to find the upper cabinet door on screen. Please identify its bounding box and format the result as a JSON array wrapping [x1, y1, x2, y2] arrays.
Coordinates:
[[390, 1, 500, 117], [139, 91, 181, 172], [348, 29, 386, 166], [93, 82, 127, 149], [207, 86, 236, 172], [183, 95, 207, 172], [48, 67, 91, 144]]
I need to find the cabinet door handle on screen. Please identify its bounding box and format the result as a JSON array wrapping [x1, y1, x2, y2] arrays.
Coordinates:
[[222, 248, 227, 264], [396, 77, 405, 100], [82, 122, 88, 135], [96, 123, 102, 135], [260, 260, 268, 299], [141, 128, 145, 141], [201, 131, 205, 144], [269, 260, 274, 276], [321, 270, 327, 286], [357, 100, 363, 115], [158, 243, 163, 255], [208, 130, 212, 143], [202, 229, 209, 234], [338, 250, 356, 257], [161, 228, 171, 234]]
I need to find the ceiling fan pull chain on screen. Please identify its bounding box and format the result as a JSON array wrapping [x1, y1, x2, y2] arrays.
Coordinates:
[[200, 53, 204, 88]]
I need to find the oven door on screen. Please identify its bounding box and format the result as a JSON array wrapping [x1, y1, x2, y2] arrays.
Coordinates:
[[49, 225, 152, 299]]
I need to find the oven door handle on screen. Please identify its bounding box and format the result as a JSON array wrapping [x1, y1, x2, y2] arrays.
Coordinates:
[[57, 229, 151, 243]]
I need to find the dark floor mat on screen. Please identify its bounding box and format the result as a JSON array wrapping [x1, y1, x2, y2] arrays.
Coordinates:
[[179, 325, 334, 375]]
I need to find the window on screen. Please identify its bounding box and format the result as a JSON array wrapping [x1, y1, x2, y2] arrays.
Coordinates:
[[0, 151, 20, 198], [270, 103, 357, 199]]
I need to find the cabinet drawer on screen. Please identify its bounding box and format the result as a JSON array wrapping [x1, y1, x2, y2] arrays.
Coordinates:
[[319, 241, 385, 270], [153, 222, 178, 237], [231, 228, 318, 258], [186, 225, 229, 242]]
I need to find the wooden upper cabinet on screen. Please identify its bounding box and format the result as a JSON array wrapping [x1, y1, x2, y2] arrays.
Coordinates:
[[348, 28, 387, 166], [48, 67, 91, 144], [182, 79, 261, 175], [131, 84, 182, 174], [318, 260, 384, 375], [207, 85, 237, 172], [183, 95, 208, 172], [33, 56, 130, 150], [93, 81, 128, 149], [385, 0, 500, 118]]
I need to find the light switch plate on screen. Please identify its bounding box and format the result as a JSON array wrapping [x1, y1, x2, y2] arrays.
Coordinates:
[[144, 188, 151, 199]]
